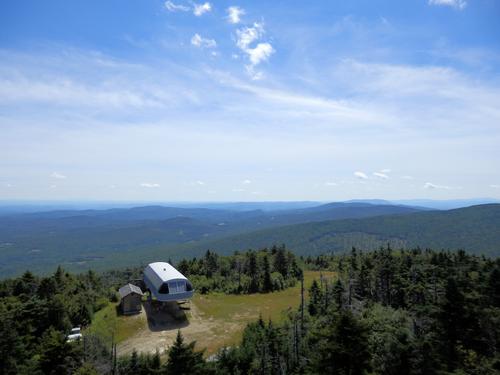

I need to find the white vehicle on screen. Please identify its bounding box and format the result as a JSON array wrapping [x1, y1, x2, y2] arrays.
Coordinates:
[[66, 333, 82, 342], [67, 327, 82, 342]]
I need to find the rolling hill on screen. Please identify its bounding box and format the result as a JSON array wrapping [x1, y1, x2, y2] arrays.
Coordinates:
[[0, 202, 424, 277], [173, 204, 500, 259], [1, 203, 499, 277]]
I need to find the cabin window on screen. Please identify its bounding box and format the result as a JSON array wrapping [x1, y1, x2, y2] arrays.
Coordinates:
[[168, 280, 186, 294], [186, 282, 193, 291], [158, 283, 170, 294]]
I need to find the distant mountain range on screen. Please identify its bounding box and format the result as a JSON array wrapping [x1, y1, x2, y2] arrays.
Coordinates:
[[1, 198, 499, 215], [0, 201, 499, 278]]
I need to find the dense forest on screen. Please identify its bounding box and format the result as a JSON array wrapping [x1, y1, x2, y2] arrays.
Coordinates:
[[176, 246, 302, 294], [1, 247, 499, 374]]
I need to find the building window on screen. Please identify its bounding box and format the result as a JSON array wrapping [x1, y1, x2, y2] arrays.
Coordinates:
[[159, 283, 170, 294], [168, 280, 186, 294]]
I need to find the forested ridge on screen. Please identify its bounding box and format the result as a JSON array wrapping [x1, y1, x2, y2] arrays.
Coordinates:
[[3, 203, 500, 278], [1, 247, 500, 374]]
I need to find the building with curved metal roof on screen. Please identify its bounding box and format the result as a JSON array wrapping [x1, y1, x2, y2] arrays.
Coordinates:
[[143, 262, 194, 302]]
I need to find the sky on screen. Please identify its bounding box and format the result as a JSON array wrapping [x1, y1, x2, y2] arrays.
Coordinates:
[[1, 0, 500, 202]]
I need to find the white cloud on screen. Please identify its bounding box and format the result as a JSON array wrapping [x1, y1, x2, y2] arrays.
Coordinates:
[[51, 172, 67, 179], [247, 43, 274, 66], [165, 1, 190, 12], [196, 180, 205, 185], [191, 34, 217, 48], [236, 23, 264, 50], [242, 179, 252, 184], [235, 23, 274, 78], [193, 2, 211, 16], [428, 0, 467, 10], [354, 171, 368, 179], [227, 6, 245, 24], [373, 172, 389, 179], [424, 182, 450, 189], [140, 182, 160, 188]]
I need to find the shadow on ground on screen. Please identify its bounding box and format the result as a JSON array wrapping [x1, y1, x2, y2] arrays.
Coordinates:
[[142, 300, 190, 332]]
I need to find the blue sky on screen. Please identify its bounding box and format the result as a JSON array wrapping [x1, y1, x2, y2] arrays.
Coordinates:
[[1, 0, 499, 201]]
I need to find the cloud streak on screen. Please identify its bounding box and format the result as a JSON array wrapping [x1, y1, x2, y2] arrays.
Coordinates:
[[51, 172, 67, 179], [164, 1, 189, 12], [191, 34, 217, 48], [373, 172, 389, 179], [428, 0, 467, 10], [140, 182, 160, 188], [354, 171, 368, 179], [424, 182, 451, 190]]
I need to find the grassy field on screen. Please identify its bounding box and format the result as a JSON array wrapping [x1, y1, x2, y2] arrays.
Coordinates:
[[192, 270, 335, 352], [87, 302, 147, 344], [91, 270, 335, 356]]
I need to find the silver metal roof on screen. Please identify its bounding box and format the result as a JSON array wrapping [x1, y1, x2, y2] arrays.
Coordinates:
[[144, 262, 187, 289], [119, 283, 144, 298]]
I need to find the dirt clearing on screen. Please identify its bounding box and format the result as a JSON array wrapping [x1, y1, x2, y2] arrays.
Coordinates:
[[116, 270, 334, 356]]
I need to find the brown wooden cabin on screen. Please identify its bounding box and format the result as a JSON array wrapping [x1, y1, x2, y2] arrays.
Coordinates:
[[119, 283, 144, 315]]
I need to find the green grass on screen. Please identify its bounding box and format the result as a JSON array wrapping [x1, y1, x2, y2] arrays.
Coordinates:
[[87, 302, 146, 344], [192, 270, 335, 352]]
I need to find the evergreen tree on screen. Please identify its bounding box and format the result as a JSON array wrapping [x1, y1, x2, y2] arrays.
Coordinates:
[[439, 277, 466, 371], [487, 268, 500, 307], [247, 251, 259, 293], [308, 279, 323, 316], [262, 255, 273, 293], [274, 246, 288, 277], [164, 330, 206, 375], [332, 279, 345, 310], [309, 310, 371, 375]]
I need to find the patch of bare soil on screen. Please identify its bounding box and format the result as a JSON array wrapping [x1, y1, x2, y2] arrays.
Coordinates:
[[117, 300, 241, 357]]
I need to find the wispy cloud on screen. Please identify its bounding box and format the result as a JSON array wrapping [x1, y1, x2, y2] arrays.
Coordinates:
[[380, 168, 391, 173], [51, 172, 67, 179], [354, 171, 368, 179], [424, 182, 450, 190], [164, 1, 190, 12], [191, 34, 217, 48], [226, 6, 245, 24], [140, 182, 160, 188], [325, 181, 337, 186], [490, 184, 500, 189], [242, 179, 252, 184], [0, 76, 162, 109], [196, 180, 205, 185], [193, 2, 211, 16], [401, 175, 414, 180], [373, 172, 389, 179], [428, 0, 467, 10]]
